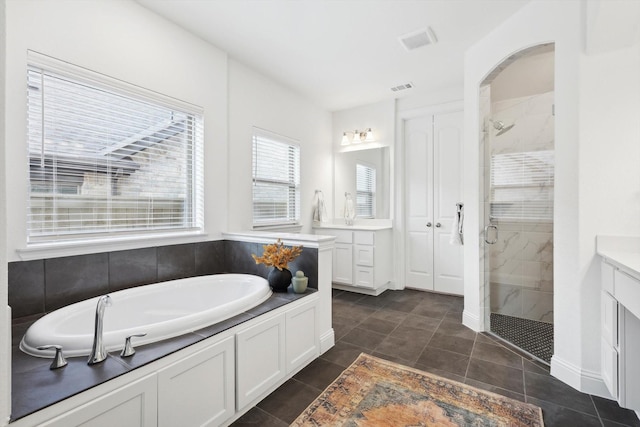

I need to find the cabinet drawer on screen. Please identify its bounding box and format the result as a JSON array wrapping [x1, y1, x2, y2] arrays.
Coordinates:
[[355, 266, 375, 289], [354, 245, 374, 267], [602, 291, 618, 347], [602, 261, 615, 294], [330, 229, 353, 244], [614, 270, 640, 320], [354, 231, 375, 246]]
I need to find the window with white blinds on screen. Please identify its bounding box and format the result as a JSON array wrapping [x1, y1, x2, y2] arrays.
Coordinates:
[[26, 60, 204, 243], [356, 163, 376, 218], [490, 150, 554, 221], [252, 128, 300, 226]]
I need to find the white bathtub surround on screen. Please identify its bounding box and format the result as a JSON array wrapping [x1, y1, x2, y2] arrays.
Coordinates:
[[222, 232, 335, 354], [20, 274, 271, 358], [10, 291, 320, 427]]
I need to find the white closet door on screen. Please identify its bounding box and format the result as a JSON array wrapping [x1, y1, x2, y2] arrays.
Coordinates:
[[433, 110, 464, 295], [404, 115, 434, 291]]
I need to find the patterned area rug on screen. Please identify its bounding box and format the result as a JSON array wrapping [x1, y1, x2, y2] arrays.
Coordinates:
[[292, 353, 544, 427]]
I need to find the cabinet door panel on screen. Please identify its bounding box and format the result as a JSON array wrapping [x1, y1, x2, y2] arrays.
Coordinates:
[[333, 243, 353, 284], [601, 337, 619, 400], [602, 291, 618, 347], [286, 297, 319, 374], [158, 336, 235, 427], [41, 375, 157, 427], [236, 314, 285, 410]]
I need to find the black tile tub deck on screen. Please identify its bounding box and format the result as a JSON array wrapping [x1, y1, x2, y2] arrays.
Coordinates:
[[10, 289, 316, 422], [231, 289, 640, 427]]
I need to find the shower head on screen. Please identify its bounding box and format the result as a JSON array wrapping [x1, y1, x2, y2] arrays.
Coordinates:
[[491, 119, 515, 136]]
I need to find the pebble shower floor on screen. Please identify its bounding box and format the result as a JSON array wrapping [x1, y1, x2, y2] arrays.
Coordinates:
[[490, 313, 554, 364]]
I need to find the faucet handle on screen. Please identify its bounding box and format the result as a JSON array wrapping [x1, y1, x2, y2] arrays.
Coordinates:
[[120, 333, 147, 357], [37, 345, 68, 369]]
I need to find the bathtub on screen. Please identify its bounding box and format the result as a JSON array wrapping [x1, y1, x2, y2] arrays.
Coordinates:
[[20, 274, 272, 358]]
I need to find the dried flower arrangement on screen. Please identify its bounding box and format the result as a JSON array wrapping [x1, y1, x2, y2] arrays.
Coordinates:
[[252, 239, 303, 271]]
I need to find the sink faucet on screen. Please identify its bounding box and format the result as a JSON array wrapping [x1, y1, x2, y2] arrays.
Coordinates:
[[88, 295, 112, 365]]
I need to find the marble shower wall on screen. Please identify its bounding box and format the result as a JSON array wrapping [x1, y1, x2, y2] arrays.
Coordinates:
[[487, 91, 554, 323]]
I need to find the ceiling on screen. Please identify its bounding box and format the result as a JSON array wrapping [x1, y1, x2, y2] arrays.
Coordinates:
[[136, 0, 530, 112]]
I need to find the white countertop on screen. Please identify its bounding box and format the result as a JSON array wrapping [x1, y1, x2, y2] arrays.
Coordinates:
[[597, 235, 640, 279], [222, 231, 335, 248], [312, 220, 392, 231]]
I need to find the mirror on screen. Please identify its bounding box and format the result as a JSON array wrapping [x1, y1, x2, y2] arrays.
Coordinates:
[[334, 147, 391, 219]]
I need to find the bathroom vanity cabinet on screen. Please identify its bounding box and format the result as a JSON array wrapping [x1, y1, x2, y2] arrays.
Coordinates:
[[11, 293, 319, 427], [314, 226, 392, 295], [598, 237, 640, 411]]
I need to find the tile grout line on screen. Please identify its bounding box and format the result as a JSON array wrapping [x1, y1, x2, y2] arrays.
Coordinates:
[[588, 394, 606, 427], [464, 332, 478, 381]]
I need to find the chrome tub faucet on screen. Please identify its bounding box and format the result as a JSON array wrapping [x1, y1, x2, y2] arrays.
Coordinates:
[[88, 294, 112, 365]]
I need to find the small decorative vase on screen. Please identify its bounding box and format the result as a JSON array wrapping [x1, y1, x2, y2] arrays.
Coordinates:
[[267, 268, 292, 293], [292, 270, 308, 294]]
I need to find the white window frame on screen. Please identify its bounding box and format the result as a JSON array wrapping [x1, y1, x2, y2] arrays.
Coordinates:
[[25, 51, 205, 246], [356, 162, 376, 219], [252, 127, 300, 228]]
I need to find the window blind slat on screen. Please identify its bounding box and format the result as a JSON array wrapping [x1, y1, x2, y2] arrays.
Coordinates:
[[252, 128, 300, 226], [27, 62, 204, 242], [490, 150, 554, 221], [356, 163, 376, 218]]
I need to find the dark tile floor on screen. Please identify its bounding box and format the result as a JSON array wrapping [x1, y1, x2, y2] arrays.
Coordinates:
[[232, 289, 640, 427]]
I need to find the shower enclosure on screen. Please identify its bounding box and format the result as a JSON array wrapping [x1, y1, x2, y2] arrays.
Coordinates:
[[481, 82, 555, 363]]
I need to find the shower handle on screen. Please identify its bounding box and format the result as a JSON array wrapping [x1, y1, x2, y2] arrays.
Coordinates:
[[484, 224, 498, 245]]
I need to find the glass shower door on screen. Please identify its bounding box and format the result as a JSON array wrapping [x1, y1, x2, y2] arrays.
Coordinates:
[[485, 91, 555, 363]]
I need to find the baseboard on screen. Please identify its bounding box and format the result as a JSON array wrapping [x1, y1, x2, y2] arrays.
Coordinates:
[[462, 309, 481, 332], [331, 283, 388, 296], [550, 355, 612, 398], [320, 328, 335, 355]]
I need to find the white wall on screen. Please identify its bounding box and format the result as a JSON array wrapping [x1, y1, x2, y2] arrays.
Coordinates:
[[464, 0, 582, 388], [464, 0, 640, 396], [396, 86, 464, 113], [227, 59, 333, 234], [0, 0, 9, 422], [4, 0, 229, 261], [490, 50, 555, 101], [332, 99, 395, 220]]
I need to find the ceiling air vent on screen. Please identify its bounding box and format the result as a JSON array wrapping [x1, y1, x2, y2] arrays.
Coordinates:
[[391, 82, 414, 92], [398, 27, 437, 51]]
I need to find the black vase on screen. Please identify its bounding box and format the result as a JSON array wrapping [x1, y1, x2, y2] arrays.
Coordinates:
[[268, 268, 292, 293]]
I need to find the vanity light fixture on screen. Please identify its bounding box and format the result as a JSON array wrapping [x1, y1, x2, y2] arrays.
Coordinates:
[[342, 128, 375, 145], [341, 132, 350, 146]]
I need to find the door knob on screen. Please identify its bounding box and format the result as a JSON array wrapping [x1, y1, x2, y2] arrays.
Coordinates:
[[435, 223, 441, 228], [426, 222, 432, 227]]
